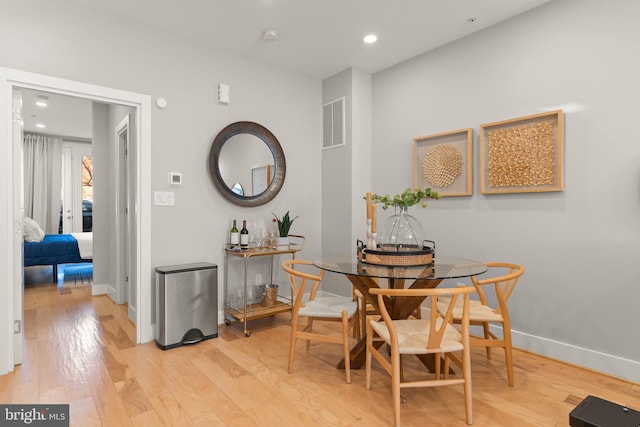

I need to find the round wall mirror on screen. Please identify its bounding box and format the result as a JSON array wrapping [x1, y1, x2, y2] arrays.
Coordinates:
[[209, 121, 286, 207]]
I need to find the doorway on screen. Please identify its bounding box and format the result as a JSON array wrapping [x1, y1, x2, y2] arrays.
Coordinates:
[[0, 67, 153, 375]]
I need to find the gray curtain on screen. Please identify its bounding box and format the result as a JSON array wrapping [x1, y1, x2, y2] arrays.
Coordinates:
[[23, 133, 63, 234]]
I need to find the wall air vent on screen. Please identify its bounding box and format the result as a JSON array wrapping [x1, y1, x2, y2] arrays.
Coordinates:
[[322, 97, 345, 149]]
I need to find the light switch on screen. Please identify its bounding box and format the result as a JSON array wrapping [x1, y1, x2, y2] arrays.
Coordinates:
[[154, 191, 175, 206]]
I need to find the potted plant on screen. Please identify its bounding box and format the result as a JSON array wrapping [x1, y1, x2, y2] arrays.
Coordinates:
[[273, 211, 298, 246]]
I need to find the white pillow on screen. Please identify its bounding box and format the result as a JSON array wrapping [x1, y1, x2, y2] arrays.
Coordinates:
[[23, 217, 45, 242]]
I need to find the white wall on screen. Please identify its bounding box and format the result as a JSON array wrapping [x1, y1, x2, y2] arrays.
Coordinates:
[[321, 70, 353, 294], [0, 1, 321, 340], [370, 0, 640, 381], [91, 103, 110, 288], [321, 68, 373, 295]]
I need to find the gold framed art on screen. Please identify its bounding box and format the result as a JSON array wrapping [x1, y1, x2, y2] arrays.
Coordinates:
[[479, 110, 564, 194], [412, 128, 473, 197]]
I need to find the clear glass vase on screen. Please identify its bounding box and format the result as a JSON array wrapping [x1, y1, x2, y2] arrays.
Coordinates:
[[377, 206, 424, 251]]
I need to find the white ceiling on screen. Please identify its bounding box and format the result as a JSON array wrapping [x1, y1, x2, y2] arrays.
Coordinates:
[[70, 0, 552, 79], [21, 90, 93, 139], [22, 0, 552, 137]]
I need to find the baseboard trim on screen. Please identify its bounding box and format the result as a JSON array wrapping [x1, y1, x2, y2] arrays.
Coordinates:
[[91, 283, 110, 296], [508, 326, 640, 383]]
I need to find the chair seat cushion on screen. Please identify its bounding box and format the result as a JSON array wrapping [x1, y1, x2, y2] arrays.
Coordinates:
[[438, 297, 504, 322], [299, 297, 358, 318], [370, 319, 463, 354]]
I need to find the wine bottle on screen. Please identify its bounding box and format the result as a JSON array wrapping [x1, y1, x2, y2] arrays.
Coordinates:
[[230, 220, 239, 247], [240, 220, 249, 247]]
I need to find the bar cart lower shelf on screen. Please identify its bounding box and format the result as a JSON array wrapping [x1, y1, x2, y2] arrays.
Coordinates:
[[223, 300, 291, 336]]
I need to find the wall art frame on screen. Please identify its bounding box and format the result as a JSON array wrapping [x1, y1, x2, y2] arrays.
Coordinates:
[[479, 110, 564, 194], [412, 128, 473, 197], [251, 164, 273, 196]]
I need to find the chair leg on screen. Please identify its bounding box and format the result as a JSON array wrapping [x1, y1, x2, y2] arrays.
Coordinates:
[[306, 318, 313, 351], [444, 354, 451, 380], [358, 296, 366, 340], [341, 311, 351, 384], [391, 346, 402, 427], [482, 322, 492, 359], [365, 321, 372, 390], [288, 314, 299, 374], [462, 347, 473, 425], [504, 327, 514, 387]]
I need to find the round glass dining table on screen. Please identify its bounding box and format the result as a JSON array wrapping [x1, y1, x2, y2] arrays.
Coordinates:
[[313, 254, 488, 370], [314, 254, 488, 283]]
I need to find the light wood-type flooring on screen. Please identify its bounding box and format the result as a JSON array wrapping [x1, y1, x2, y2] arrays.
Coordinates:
[[1, 283, 639, 426]]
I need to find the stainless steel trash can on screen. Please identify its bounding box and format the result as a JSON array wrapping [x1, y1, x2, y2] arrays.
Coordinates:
[[155, 262, 218, 350]]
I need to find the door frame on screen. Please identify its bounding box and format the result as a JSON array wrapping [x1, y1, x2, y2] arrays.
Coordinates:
[[114, 115, 130, 306], [0, 67, 153, 375]]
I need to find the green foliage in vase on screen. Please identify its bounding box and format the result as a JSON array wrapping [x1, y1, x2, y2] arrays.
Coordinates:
[[369, 187, 441, 210], [273, 211, 299, 237]]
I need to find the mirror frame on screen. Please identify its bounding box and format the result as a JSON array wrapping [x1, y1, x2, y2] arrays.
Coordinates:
[[209, 121, 286, 207]]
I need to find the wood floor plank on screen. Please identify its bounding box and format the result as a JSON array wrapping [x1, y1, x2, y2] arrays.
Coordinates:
[[1, 284, 639, 426], [69, 396, 102, 427]]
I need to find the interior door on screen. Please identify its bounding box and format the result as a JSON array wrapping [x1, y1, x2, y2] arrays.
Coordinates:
[[12, 88, 23, 365], [61, 142, 93, 234]]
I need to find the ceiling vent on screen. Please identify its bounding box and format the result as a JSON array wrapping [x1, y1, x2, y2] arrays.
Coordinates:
[[322, 97, 345, 149]]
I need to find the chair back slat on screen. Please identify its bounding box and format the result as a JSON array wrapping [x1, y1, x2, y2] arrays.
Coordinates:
[[470, 262, 524, 316], [426, 293, 458, 349], [282, 260, 324, 307], [371, 286, 474, 351]]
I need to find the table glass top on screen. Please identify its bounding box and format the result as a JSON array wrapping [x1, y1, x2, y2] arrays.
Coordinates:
[[313, 254, 487, 280]]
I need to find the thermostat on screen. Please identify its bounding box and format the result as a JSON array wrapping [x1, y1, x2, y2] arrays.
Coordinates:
[[169, 172, 182, 185]]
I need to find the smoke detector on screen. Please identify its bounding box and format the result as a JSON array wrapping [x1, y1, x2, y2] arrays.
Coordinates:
[[262, 29, 280, 41]]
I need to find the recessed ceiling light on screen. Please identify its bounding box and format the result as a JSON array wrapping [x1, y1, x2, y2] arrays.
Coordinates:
[[363, 34, 378, 44], [262, 29, 279, 41], [36, 123, 46, 128], [35, 96, 48, 107]]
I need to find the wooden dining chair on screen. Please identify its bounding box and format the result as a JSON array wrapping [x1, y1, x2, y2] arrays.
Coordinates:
[[366, 286, 475, 426], [438, 262, 524, 386], [281, 259, 359, 383]]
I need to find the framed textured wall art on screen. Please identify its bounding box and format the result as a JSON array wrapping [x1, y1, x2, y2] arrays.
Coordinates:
[[479, 110, 564, 194], [412, 128, 473, 196]]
